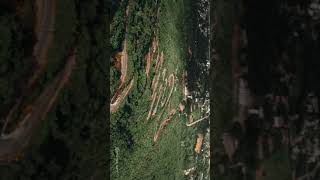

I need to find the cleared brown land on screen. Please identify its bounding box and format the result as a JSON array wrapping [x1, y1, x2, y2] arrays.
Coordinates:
[[195, 133, 204, 154]]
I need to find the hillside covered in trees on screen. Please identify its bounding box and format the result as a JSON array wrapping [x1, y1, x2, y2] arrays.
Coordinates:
[[211, 0, 320, 179], [110, 0, 209, 179], [0, 0, 107, 179]]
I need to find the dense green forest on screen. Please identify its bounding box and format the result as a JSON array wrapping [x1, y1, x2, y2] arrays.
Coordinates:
[[210, 0, 236, 179], [0, 0, 107, 179]]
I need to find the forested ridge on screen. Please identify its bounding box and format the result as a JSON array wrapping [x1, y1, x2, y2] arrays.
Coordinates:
[[0, 0, 108, 179]]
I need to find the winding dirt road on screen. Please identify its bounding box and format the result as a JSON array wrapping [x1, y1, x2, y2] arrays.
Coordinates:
[[0, 54, 76, 162], [0, 0, 79, 163], [28, 0, 56, 89], [2, 0, 56, 134], [110, 40, 134, 113], [110, 79, 134, 113]]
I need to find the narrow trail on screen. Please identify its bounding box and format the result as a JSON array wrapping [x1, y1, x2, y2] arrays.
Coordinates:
[[27, 0, 56, 90], [0, 54, 76, 162], [145, 37, 157, 77], [186, 115, 209, 127], [163, 74, 175, 108], [120, 40, 128, 83], [153, 108, 176, 143], [155, 52, 164, 72], [153, 119, 170, 143], [153, 74, 176, 142], [110, 40, 129, 106], [160, 79, 168, 107], [110, 2, 132, 114], [146, 91, 157, 121], [152, 84, 163, 116], [151, 73, 161, 100]]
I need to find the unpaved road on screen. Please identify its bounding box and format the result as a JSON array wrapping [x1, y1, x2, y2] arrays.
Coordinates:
[[110, 79, 134, 113], [120, 40, 128, 83], [2, 0, 56, 134], [0, 54, 76, 162], [110, 40, 131, 113], [145, 37, 157, 77], [0, 0, 77, 163], [109, 2, 132, 113], [153, 109, 176, 143], [29, 0, 56, 88], [163, 74, 175, 107], [153, 118, 170, 142], [186, 115, 209, 127]]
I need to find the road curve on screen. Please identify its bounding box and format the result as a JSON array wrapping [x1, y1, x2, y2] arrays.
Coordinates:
[[0, 54, 76, 162], [2, 0, 57, 135]]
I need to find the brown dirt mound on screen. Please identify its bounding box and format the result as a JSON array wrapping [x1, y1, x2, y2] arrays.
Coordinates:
[[195, 133, 204, 153]]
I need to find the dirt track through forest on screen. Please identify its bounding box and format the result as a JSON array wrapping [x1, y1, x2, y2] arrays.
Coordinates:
[[110, 79, 134, 113], [2, 0, 57, 134], [145, 37, 157, 77], [0, 54, 76, 162]]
